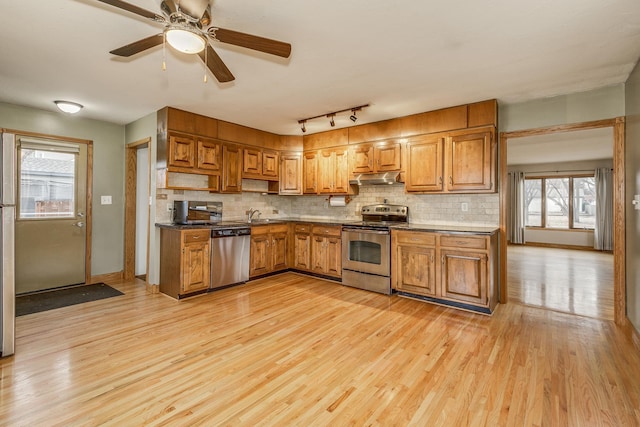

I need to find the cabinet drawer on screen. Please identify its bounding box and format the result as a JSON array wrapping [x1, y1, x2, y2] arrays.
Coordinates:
[[439, 235, 486, 250], [312, 225, 341, 237], [183, 230, 210, 244], [250, 225, 271, 235], [395, 231, 436, 246], [294, 224, 312, 233], [269, 224, 289, 234]]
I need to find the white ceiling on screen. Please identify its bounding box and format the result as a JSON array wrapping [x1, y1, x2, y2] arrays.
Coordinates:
[[1, 0, 639, 135], [507, 127, 614, 165]]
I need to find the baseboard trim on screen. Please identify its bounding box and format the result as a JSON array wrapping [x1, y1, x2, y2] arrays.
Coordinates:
[[511, 242, 609, 252], [90, 271, 124, 285]]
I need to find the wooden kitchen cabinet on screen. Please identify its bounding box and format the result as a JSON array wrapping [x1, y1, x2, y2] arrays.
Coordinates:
[[311, 225, 341, 277], [250, 224, 289, 277], [303, 151, 318, 194], [279, 153, 303, 195], [196, 137, 221, 172], [168, 132, 196, 170], [392, 231, 437, 296], [221, 143, 243, 193], [292, 223, 312, 270], [160, 228, 211, 299], [349, 141, 402, 174], [318, 148, 351, 195], [405, 127, 495, 193], [391, 229, 498, 313], [243, 148, 279, 181]]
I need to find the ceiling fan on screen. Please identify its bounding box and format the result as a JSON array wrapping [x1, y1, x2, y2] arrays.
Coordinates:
[[96, 0, 292, 82]]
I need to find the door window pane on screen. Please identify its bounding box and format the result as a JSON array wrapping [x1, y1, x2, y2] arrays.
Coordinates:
[[19, 148, 76, 219], [525, 179, 542, 227], [573, 177, 596, 229], [545, 178, 569, 228]]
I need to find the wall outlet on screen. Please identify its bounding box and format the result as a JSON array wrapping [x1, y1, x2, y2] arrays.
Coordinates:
[[101, 195, 112, 205], [167, 204, 173, 212], [461, 202, 468, 212]]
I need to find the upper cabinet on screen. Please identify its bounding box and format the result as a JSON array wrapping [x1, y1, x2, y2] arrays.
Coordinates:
[[243, 147, 279, 181], [303, 151, 318, 194], [280, 153, 303, 195], [406, 127, 495, 193], [349, 141, 402, 175], [317, 148, 352, 195], [220, 143, 243, 193]]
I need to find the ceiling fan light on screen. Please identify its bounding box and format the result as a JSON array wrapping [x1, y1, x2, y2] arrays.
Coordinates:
[[166, 28, 205, 54], [54, 100, 83, 114]]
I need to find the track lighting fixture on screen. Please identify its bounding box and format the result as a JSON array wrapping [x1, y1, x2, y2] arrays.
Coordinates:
[[297, 104, 369, 133]]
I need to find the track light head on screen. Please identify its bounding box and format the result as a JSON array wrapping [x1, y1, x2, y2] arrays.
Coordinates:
[[350, 108, 358, 122], [328, 114, 335, 127], [299, 120, 306, 133]]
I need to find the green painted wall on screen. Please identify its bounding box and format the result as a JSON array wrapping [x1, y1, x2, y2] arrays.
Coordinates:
[[0, 102, 125, 276]]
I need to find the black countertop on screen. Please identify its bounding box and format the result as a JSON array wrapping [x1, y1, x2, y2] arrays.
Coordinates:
[[156, 219, 498, 234]]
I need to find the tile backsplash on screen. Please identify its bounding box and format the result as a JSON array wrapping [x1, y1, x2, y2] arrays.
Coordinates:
[[156, 180, 499, 226]]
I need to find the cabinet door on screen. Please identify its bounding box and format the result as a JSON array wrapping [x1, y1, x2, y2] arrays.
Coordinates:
[[350, 145, 374, 174], [446, 130, 492, 191], [325, 237, 342, 277], [294, 233, 311, 270], [262, 150, 279, 179], [197, 138, 221, 172], [243, 147, 263, 178], [168, 133, 196, 169], [271, 232, 288, 271], [406, 137, 443, 192], [222, 144, 243, 193], [375, 143, 401, 172], [311, 236, 327, 274], [181, 241, 210, 294], [440, 249, 487, 305], [303, 152, 318, 194], [317, 150, 334, 194], [332, 148, 350, 194], [250, 234, 270, 277], [280, 153, 303, 195], [395, 244, 436, 296]]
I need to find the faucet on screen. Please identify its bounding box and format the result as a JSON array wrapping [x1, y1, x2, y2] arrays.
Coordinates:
[[247, 208, 261, 223]]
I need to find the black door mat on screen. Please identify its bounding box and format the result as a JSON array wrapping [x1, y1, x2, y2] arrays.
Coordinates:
[[16, 283, 124, 316]]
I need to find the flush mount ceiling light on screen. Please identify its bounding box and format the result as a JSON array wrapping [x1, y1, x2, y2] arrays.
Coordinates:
[[54, 100, 83, 114], [165, 27, 206, 54], [298, 104, 369, 133]]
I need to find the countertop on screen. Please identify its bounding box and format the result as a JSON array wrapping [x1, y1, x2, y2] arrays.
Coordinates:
[[156, 219, 498, 234]]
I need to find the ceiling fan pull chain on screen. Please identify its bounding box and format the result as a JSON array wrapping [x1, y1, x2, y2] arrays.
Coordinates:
[[162, 32, 167, 71]]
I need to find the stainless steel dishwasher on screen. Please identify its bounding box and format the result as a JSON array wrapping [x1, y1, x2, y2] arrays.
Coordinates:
[[210, 225, 251, 289]]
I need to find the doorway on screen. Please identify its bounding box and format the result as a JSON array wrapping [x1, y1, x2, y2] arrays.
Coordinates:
[[124, 138, 151, 288], [499, 118, 626, 324], [15, 134, 92, 294]]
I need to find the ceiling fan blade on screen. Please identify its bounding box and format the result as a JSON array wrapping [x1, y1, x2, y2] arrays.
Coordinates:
[[198, 45, 235, 83], [110, 34, 164, 57], [96, 0, 163, 21], [176, 0, 209, 21], [211, 28, 292, 58]]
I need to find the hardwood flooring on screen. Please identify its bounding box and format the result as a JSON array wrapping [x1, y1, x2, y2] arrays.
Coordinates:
[[508, 245, 614, 320], [1, 273, 639, 426]]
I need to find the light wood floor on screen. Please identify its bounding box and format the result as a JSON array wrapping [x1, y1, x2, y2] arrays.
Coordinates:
[[2, 273, 639, 426], [508, 245, 614, 320]]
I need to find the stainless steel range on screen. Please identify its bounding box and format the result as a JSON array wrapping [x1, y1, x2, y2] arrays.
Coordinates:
[[342, 203, 408, 294]]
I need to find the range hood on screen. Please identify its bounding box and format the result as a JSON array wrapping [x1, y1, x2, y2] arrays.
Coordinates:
[[349, 172, 402, 186]]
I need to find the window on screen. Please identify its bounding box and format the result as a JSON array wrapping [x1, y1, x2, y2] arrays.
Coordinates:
[[19, 147, 76, 219], [524, 175, 595, 230]]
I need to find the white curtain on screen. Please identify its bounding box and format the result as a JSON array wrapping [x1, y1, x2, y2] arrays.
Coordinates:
[[508, 171, 526, 244], [594, 168, 613, 251]]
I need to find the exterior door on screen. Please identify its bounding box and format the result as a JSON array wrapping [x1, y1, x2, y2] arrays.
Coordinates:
[[15, 137, 88, 294]]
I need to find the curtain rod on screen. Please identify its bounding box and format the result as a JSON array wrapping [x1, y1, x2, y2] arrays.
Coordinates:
[[510, 168, 612, 174]]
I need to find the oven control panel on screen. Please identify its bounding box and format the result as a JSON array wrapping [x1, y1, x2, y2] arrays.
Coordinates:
[[361, 204, 407, 215]]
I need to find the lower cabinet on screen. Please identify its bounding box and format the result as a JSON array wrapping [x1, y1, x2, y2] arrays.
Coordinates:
[[160, 228, 211, 299], [250, 224, 289, 277], [311, 225, 342, 277], [293, 224, 312, 270], [391, 230, 497, 313]]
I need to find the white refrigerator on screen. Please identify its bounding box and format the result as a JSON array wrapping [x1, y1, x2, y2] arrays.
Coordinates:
[[1, 132, 16, 357]]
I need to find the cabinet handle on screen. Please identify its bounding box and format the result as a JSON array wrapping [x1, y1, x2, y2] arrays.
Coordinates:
[[449, 176, 453, 185], [431, 254, 434, 263], [266, 240, 270, 247], [439, 176, 443, 184], [192, 235, 200, 239], [441, 255, 445, 264]]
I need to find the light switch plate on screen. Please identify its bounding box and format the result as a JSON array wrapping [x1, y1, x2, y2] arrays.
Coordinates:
[[101, 195, 112, 205]]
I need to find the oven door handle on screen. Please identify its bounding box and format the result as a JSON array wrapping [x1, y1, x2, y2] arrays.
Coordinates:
[[342, 228, 390, 235]]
